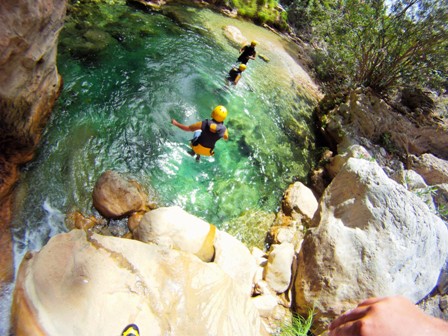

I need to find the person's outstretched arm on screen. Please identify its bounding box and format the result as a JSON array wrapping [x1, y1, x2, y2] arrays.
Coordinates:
[[329, 296, 448, 336], [171, 119, 201, 132]]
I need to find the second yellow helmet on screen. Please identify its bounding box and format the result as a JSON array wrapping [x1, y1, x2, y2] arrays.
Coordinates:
[[211, 105, 228, 122]]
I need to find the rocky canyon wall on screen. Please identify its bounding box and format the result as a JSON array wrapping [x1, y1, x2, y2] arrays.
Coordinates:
[[0, 0, 66, 287]]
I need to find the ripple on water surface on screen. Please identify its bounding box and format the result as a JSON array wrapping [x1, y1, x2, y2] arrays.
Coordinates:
[[12, 3, 317, 255]]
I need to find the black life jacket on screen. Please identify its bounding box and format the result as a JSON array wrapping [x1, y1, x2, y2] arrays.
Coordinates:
[[240, 45, 255, 58], [228, 68, 241, 81], [195, 119, 226, 149]]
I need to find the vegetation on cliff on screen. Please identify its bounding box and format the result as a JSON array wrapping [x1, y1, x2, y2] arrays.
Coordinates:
[[287, 0, 447, 97]]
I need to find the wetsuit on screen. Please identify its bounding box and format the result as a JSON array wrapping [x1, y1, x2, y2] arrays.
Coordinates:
[[237, 45, 256, 64], [227, 67, 242, 84], [191, 119, 228, 156]]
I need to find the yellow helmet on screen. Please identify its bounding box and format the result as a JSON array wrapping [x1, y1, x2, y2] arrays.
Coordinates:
[[239, 64, 247, 71], [211, 105, 228, 122], [251, 40, 258, 46]]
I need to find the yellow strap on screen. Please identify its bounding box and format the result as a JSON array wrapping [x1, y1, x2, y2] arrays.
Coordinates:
[[122, 326, 140, 336]]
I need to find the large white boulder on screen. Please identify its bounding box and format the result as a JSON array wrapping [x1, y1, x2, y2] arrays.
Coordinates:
[[134, 206, 257, 295], [134, 206, 215, 262], [294, 158, 448, 332], [11, 230, 264, 336]]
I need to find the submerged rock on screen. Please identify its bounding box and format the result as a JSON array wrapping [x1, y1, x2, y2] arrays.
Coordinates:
[[222, 25, 247, 48]]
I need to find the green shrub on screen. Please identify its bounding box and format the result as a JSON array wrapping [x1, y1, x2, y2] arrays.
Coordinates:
[[278, 309, 314, 336]]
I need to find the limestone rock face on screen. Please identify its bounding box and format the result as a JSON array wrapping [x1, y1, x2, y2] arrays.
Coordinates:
[[294, 158, 448, 332], [11, 230, 263, 336], [0, 0, 66, 158], [408, 153, 448, 185], [326, 90, 448, 159], [92, 171, 148, 218], [0, 0, 66, 288]]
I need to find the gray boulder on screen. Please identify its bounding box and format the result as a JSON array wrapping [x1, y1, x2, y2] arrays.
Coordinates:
[[294, 158, 448, 333]]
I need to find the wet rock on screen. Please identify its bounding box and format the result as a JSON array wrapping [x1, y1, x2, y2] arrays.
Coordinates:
[[252, 293, 278, 318], [92, 170, 148, 218], [65, 211, 106, 231]]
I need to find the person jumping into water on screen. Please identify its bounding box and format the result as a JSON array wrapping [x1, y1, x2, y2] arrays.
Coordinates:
[[226, 64, 246, 86], [237, 40, 257, 65], [171, 105, 229, 162]]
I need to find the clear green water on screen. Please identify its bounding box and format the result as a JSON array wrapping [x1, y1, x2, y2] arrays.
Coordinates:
[[2, 3, 318, 331], [11, 3, 317, 262]]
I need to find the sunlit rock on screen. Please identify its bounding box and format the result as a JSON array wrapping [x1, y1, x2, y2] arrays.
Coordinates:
[[281, 182, 318, 222], [391, 168, 428, 191], [326, 145, 372, 179], [92, 170, 148, 218], [433, 184, 448, 220], [134, 206, 216, 262], [294, 158, 448, 333], [252, 293, 278, 318], [263, 243, 294, 294], [408, 153, 448, 185], [11, 230, 264, 336], [214, 230, 258, 296], [325, 90, 448, 159]]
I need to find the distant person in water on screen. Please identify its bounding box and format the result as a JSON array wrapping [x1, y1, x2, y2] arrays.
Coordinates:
[[226, 63, 246, 86], [237, 40, 257, 64], [171, 105, 229, 162]]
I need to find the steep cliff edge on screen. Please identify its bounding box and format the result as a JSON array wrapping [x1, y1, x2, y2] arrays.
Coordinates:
[[0, 0, 66, 287]]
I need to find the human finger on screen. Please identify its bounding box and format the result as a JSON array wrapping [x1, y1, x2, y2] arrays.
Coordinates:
[[329, 319, 363, 336], [357, 297, 386, 307], [328, 306, 370, 330]]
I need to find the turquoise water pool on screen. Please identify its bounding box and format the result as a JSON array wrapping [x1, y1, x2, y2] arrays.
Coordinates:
[[11, 2, 316, 260]]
